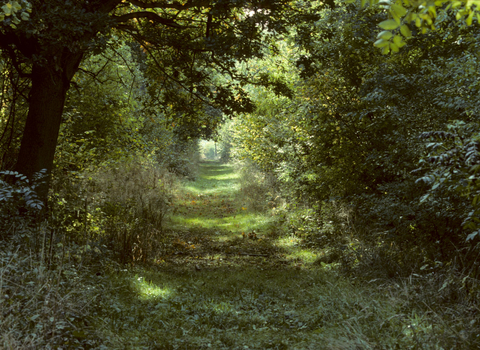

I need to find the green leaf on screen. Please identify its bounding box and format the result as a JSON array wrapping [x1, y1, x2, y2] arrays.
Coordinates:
[[377, 30, 393, 40], [419, 194, 430, 203], [391, 3, 407, 17], [400, 24, 412, 38], [1, 3, 12, 16], [12, 1, 21, 11], [379, 19, 400, 30], [393, 35, 406, 47], [392, 10, 402, 24], [390, 42, 400, 52], [466, 11, 474, 25], [466, 232, 478, 241], [451, 0, 463, 8], [374, 38, 390, 48]]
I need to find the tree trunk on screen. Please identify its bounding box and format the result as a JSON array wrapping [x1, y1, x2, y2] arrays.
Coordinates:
[[14, 52, 83, 201]]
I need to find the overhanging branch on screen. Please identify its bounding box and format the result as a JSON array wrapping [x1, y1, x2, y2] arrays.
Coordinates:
[[2, 45, 33, 79], [127, 0, 212, 10], [114, 11, 186, 28]]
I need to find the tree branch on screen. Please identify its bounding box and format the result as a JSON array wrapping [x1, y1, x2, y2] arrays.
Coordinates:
[[2, 45, 33, 79], [135, 35, 212, 105], [114, 11, 186, 28], [94, 0, 124, 13], [127, 0, 211, 10]]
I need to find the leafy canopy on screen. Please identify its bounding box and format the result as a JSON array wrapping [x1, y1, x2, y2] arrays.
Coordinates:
[[347, 0, 480, 53]]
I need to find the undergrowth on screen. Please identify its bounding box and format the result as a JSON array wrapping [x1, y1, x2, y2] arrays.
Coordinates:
[[92, 161, 480, 349], [92, 263, 480, 349], [50, 155, 177, 264], [1, 161, 480, 349], [0, 225, 107, 349]]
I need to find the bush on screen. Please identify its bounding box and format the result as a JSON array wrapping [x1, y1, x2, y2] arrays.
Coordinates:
[[88, 158, 174, 263], [237, 161, 282, 212], [0, 169, 47, 240], [49, 155, 176, 264], [417, 121, 480, 243], [161, 139, 200, 180]]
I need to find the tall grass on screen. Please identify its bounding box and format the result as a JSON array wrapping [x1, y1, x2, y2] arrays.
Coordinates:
[[89, 158, 176, 263], [0, 224, 106, 349]]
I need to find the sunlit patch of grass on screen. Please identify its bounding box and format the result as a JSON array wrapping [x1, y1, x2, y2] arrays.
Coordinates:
[[96, 266, 450, 349], [203, 172, 240, 181], [275, 236, 324, 265], [169, 212, 274, 234], [168, 161, 276, 233], [180, 162, 240, 196], [285, 249, 319, 264], [276, 236, 302, 248], [132, 276, 174, 300], [183, 181, 240, 196]]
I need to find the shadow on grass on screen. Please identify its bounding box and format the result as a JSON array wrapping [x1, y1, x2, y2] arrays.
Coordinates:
[[100, 261, 424, 349], [97, 163, 346, 347]]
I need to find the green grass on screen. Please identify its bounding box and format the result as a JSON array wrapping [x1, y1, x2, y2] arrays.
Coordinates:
[[3, 162, 478, 349], [167, 161, 275, 235], [90, 161, 479, 349], [182, 162, 240, 196], [97, 267, 408, 350], [96, 264, 472, 350]]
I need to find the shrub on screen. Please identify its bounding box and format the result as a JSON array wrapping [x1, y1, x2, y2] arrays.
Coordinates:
[[49, 155, 177, 264], [417, 121, 480, 244], [0, 169, 47, 240], [88, 158, 174, 263], [237, 161, 282, 212]]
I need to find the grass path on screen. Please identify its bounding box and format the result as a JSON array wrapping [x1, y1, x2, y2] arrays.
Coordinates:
[[160, 161, 308, 270], [94, 162, 432, 349]]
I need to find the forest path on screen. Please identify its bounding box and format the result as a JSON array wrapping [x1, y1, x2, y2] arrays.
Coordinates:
[[159, 161, 295, 271], [96, 162, 402, 349]]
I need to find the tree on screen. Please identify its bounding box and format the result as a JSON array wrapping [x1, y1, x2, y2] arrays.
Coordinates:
[[0, 0, 293, 200], [347, 0, 480, 53], [227, 0, 480, 259]]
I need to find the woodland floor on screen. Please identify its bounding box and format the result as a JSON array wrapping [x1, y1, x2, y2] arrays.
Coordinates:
[[92, 162, 464, 349]]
